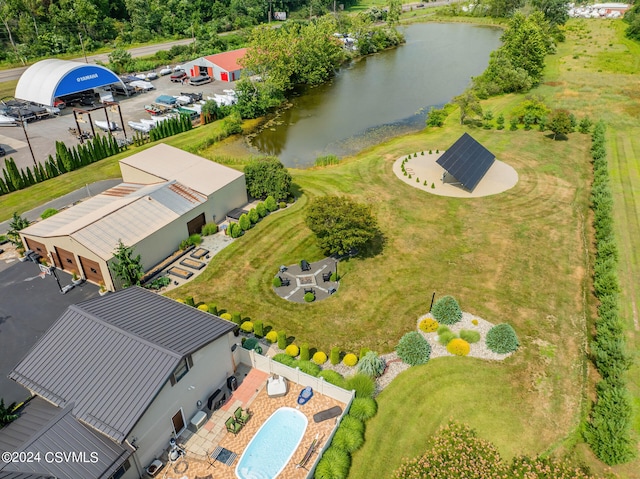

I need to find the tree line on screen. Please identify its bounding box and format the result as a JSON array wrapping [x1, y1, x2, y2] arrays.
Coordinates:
[[0, 0, 359, 64]]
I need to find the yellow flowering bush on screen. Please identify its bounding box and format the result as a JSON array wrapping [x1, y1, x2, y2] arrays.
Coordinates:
[[285, 344, 300, 357], [265, 331, 278, 343], [447, 338, 470, 356], [220, 313, 232, 321], [419, 318, 439, 333], [197, 304, 209, 312], [313, 351, 328, 364], [240, 321, 254, 333], [343, 353, 358, 367]]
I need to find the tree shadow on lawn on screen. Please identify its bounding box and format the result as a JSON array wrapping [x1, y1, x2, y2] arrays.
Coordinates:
[[360, 229, 387, 259], [545, 133, 569, 141]]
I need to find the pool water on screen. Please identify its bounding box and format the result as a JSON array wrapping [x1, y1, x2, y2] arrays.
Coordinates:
[[235, 407, 308, 479]]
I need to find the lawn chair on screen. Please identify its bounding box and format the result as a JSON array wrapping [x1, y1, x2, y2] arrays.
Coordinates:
[[234, 407, 250, 425], [296, 434, 321, 469], [225, 417, 242, 435]]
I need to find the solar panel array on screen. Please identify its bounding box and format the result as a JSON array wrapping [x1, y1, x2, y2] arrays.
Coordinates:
[[436, 133, 496, 192]]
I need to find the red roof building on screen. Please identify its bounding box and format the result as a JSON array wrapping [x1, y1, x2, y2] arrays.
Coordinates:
[[181, 48, 248, 82]]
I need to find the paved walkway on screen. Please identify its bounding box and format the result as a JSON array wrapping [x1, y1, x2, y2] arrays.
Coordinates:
[[0, 179, 121, 234], [273, 257, 340, 303]]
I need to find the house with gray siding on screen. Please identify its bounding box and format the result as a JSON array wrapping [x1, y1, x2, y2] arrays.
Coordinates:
[[0, 287, 237, 479]]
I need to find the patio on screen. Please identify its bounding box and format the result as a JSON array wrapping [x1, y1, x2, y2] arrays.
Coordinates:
[[159, 366, 346, 479]]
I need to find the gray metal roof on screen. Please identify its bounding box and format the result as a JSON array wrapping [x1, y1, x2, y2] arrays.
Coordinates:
[[0, 398, 59, 453], [9, 287, 235, 444], [0, 404, 133, 479], [0, 472, 56, 479]]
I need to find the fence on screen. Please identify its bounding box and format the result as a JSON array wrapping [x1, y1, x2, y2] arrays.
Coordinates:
[[238, 348, 356, 479]]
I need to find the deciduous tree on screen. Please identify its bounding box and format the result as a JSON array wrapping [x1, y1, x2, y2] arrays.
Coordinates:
[[454, 91, 483, 125], [305, 196, 380, 256], [244, 157, 292, 201], [548, 109, 573, 139]]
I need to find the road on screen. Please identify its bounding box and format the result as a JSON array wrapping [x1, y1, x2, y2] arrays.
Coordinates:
[[0, 38, 194, 83]]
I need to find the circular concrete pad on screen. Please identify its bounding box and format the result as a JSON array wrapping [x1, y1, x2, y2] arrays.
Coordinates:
[[393, 151, 518, 198], [273, 257, 339, 303]]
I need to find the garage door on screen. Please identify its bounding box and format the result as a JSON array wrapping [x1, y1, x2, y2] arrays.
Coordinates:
[[79, 256, 104, 284], [220, 72, 228, 82], [187, 213, 206, 236], [56, 247, 79, 273], [24, 238, 48, 257]]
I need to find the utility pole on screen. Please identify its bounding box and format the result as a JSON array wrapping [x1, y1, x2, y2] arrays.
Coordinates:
[[18, 110, 37, 167], [79, 32, 88, 63]]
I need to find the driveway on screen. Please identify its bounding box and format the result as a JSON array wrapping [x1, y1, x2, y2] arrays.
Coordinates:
[[0, 260, 99, 404]]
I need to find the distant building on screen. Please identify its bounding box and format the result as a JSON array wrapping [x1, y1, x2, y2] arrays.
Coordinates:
[[181, 48, 248, 82], [19, 144, 247, 290]]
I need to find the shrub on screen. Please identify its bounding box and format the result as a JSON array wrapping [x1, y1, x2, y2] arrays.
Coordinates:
[[447, 338, 471, 356], [359, 347, 370, 359], [231, 312, 243, 326], [256, 202, 267, 218], [248, 208, 259, 224], [459, 330, 481, 343], [253, 320, 264, 338], [298, 360, 321, 377], [277, 330, 287, 349], [304, 292, 315, 302], [272, 353, 297, 367], [349, 397, 378, 421], [318, 369, 346, 388], [184, 296, 195, 307], [313, 351, 328, 364], [471, 319, 479, 325], [240, 321, 254, 333], [438, 331, 457, 346], [330, 346, 341, 365], [330, 272, 339, 282], [188, 234, 202, 246], [431, 295, 463, 325], [340, 414, 365, 434], [396, 331, 431, 366], [332, 424, 364, 453], [358, 351, 386, 378], [197, 304, 209, 312], [419, 318, 439, 333], [265, 331, 278, 343], [201, 222, 218, 235], [243, 338, 259, 350], [346, 373, 376, 398], [265, 195, 278, 212], [239, 213, 251, 231], [220, 312, 232, 321], [279, 201, 287, 209], [272, 276, 282, 287], [436, 325, 450, 335], [285, 344, 299, 357], [207, 303, 218, 315], [485, 324, 519, 353], [299, 342, 310, 361], [314, 447, 350, 479], [41, 208, 58, 219], [343, 353, 358, 367]]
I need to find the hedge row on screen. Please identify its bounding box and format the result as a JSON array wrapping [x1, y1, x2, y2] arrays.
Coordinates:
[[0, 135, 123, 196], [584, 121, 635, 465]]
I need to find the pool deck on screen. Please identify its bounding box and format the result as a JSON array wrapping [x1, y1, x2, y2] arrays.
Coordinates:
[[161, 368, 345, 479]]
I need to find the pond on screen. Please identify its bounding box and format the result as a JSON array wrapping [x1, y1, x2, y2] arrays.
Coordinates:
[[249, 22, 502, 168]]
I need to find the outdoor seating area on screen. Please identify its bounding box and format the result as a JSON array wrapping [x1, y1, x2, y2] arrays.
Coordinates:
[[272, 257, 340, 303]]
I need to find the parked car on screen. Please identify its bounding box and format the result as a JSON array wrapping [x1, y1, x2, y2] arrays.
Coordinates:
[[188, 75, 212, 86], [0, 145, 6, 157], [170, 71, 187, 82]]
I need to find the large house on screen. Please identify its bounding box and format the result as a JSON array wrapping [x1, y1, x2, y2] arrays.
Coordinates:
[[19, 144, 248, 290], [0, 287, 237, 479]]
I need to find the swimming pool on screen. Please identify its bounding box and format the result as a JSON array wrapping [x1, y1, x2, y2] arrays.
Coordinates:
[[235, 407, 308, 479]]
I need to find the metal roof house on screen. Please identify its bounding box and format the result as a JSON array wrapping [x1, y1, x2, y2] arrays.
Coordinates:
[[19, 144, 248, 291], [181, 48, 247, 82], [1, 287, 237, 479]]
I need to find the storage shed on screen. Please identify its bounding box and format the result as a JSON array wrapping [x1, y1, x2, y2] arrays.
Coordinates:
[[181, 48, 247, 82], [20, 144, 248, 290]]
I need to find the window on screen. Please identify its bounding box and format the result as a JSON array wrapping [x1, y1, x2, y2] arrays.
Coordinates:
[[170, 355, 193, 385], [108, 459, 130, 479]]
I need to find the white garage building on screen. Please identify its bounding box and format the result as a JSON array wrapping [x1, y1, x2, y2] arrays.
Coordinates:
[[20, 144, 247, 290]]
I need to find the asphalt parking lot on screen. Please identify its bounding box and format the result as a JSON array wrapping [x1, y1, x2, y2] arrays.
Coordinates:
[[1, 72, 237, 172], [0, 259, 99, 404]]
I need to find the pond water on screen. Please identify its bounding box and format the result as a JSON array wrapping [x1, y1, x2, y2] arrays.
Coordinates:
[[249, 22, 502, 167]]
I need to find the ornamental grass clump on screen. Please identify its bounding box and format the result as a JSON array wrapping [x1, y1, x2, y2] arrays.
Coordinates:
[[348, 397, 378, 421], [298, 360, 321, 377], [459, 329, 481, 344], [397, 331, 431, 366], [438, 330, 457, 346], [346, 373, 376, 398], [485, 324, 520, 354], [272, 353, 296, 367], [318, 369, 347, 388], [419, 318, 439, 333], [332, 423, 364, 453], [431, 295, 463, 325], [447, 338, 471, 356], [357, 351, 386, 378], [314, 446, 350, 479]]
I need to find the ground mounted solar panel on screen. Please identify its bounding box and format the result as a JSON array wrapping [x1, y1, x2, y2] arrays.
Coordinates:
[[436, 133, 496, 192]]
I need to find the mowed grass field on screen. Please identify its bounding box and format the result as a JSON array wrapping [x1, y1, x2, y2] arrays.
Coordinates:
[[168, 119, 593, 476]]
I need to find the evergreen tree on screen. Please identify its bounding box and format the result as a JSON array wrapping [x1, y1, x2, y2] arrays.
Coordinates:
[[3, 167, 15, 192], [25, 166, 36, 185], [110, 240, 144, 288], [6, 158, 24, 190]]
